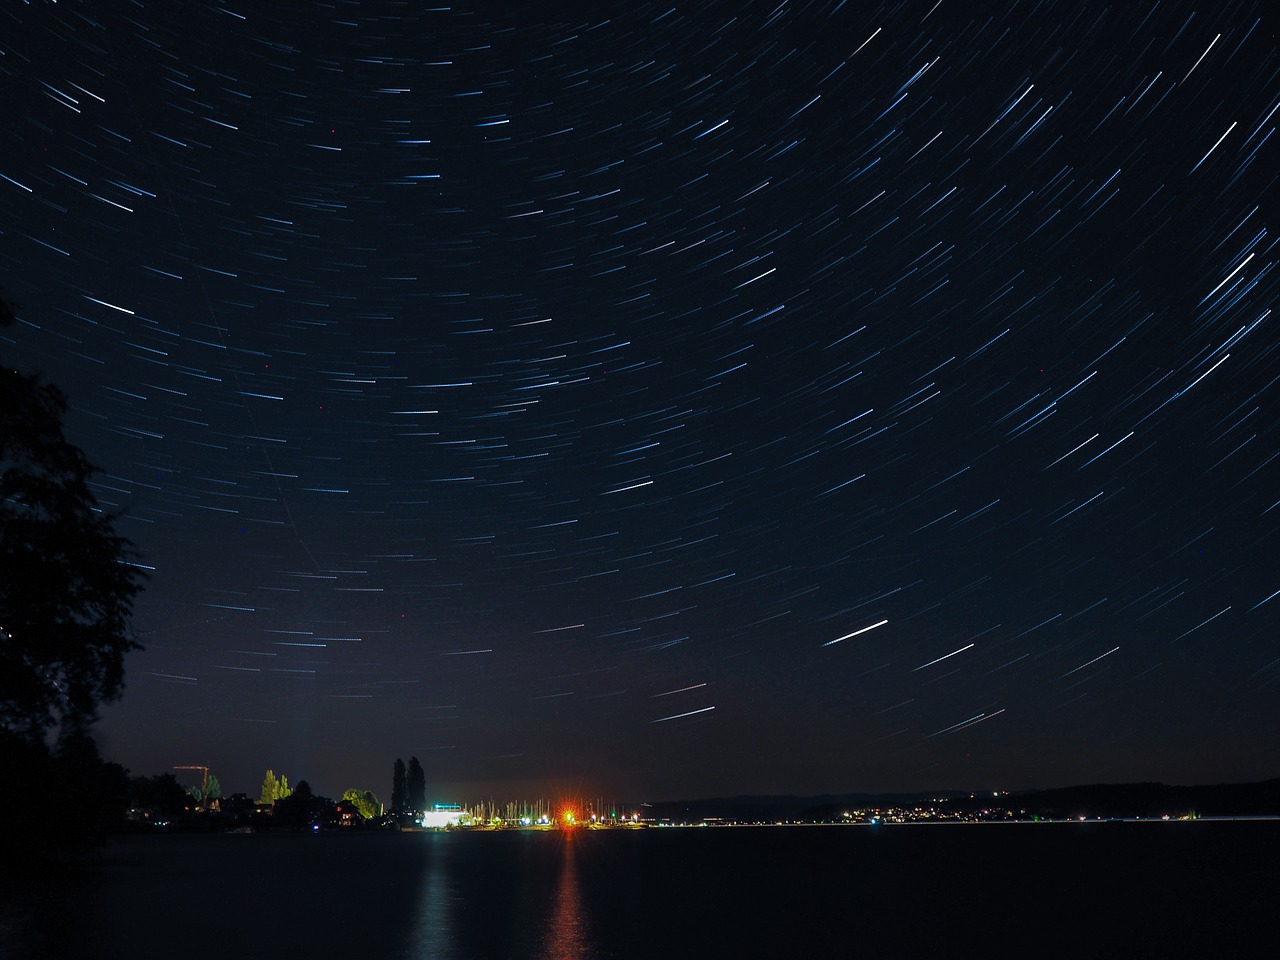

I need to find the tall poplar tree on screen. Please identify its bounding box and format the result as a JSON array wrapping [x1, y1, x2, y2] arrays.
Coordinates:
[[391, 757, 407, 813], [407, 756, 425, 813], [261, 769, 279, 805], [260, 769, 292, 804]]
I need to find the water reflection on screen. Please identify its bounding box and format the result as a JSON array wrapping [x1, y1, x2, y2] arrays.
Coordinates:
[[540, 835, 594, 960], [407, 833, 460, 959]]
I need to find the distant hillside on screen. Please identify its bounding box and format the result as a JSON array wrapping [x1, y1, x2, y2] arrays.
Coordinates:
[[998, 778, 1280, 819], [647, 778, 1280, 822], [644, 790, 962, 823]]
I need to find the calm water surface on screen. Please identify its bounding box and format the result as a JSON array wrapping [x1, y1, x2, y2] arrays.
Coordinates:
[[4, 821, 1275, 959]]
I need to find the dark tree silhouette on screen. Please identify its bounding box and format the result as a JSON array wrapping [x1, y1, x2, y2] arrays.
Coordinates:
[[273, 779, 314, 828], [129, 772, 192, 819], [1, 295, 145, 745], [407, 756, 425, 813], [392, 757, 407, 814], [0, 294, 145, 857], [273, 779, 337, 829]]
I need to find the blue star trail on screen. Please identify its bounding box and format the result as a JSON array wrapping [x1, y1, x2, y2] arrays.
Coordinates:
[[1, 0, 1276, 800]]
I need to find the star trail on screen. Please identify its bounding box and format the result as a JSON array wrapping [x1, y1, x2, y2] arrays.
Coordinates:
[[2, 0, 1276, 801]]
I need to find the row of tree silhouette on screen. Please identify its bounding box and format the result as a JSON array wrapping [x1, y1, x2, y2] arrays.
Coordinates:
[[260, 768, 384, 821], [392, 757, 427, 814], [4, 290, 441, 842]]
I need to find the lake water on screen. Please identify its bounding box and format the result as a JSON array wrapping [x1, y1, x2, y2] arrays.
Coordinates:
[[4, 821, 1276, 959]]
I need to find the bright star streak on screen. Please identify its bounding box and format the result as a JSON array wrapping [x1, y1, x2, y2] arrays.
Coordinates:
[[651, 706, 716, 723], [913, 643, 975, 671], [1059, 647, 1120, 678], [822, 619, 890, 646]]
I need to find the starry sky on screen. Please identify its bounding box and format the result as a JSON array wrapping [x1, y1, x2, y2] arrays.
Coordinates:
[[2, 0, 1277, 804]]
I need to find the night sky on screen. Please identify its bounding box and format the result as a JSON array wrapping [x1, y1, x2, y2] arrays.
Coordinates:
[[3, 0, 1277, 804]]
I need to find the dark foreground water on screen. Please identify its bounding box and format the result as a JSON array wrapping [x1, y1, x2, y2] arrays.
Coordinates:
[[3, 820, 1276, 959]]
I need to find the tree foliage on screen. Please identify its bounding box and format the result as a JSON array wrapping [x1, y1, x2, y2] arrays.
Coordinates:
[[0, 296, 145, 744], [260, 768, 292, 804], [129, 772, 191, 818], [342, 788, 381, 819], [260, 770, 277, 805], [407, 756, 425, 813], [392, 757, 407, 813], [189, 773, 222, 803], [1, 728, 129, 857], [273, 779, 334, 829]]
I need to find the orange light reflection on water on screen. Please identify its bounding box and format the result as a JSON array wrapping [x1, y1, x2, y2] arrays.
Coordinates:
[[541, 837, 592, 960]]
